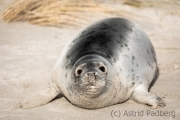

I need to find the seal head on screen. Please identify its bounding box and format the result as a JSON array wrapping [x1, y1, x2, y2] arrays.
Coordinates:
[[71, 54, 113, 98]]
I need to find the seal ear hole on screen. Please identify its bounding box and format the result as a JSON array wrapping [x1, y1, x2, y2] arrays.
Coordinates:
[[99, 66, 107, 73]]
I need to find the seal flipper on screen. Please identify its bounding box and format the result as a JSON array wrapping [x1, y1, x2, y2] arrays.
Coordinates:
[[20, 81, 61, 109], [130, 85, 166, 108]]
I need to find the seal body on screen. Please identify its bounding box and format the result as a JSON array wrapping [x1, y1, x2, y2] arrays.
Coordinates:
[[21, 18, 165, 109]]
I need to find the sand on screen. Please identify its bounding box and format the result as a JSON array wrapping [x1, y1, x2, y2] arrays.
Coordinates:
[[0, 0, 180, 120]]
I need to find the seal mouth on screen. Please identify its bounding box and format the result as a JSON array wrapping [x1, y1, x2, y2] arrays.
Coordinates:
[[84, 85, 103, 95]]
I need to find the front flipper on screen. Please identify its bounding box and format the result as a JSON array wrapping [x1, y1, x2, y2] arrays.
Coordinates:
[[130, 85, 166, 108], [20, 81, 61, 109]]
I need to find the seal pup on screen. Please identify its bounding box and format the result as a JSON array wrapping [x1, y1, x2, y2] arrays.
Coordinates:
[[21, 18, 166, 109]]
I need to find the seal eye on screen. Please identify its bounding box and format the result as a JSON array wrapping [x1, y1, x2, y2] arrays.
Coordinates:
[[99, 66, 107, 73], [76, 69, 83, 76]]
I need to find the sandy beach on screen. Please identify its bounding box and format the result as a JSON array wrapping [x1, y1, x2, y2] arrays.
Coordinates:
[[0, 0, 180, 120]]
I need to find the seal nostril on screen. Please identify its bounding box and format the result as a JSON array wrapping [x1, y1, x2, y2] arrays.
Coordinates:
[[86, 72, 93, 76]]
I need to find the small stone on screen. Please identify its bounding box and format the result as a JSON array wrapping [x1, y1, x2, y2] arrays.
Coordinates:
[[174, 64, 180, 70]]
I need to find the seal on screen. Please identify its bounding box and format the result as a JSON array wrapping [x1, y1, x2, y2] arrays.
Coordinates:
[[21, 18, 166, 109]]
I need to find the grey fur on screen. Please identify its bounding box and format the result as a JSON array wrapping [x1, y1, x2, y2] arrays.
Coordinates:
[[20, 18, 166, 109]]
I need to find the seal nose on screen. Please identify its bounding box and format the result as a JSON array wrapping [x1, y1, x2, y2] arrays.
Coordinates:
[[85, 72, 98, 85], [85, 72, 97, 77]]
